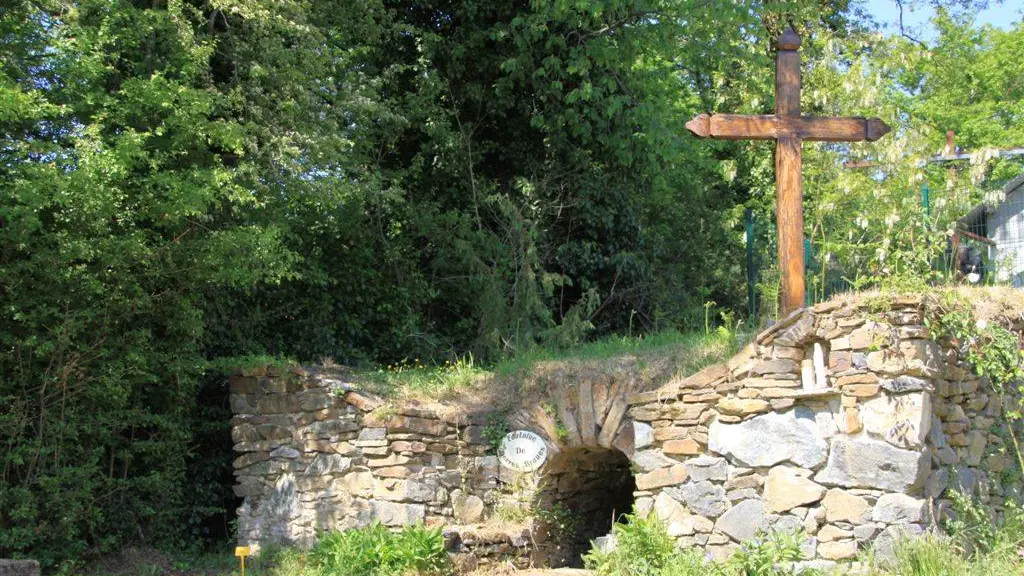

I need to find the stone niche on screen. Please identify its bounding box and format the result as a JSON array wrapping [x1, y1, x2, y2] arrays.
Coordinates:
[[231, 294, 1022, 570]]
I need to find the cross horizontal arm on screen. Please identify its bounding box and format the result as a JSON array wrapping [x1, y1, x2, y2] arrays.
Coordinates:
[[686, 113, 890, 143]]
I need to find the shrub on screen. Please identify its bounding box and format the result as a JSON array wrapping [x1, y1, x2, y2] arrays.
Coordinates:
[[583, 513, 705, 576], [307, 523, 450, 576], [721, 530, 811, 576]]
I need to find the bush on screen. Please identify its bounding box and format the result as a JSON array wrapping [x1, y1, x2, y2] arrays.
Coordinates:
[[583, 513, 701, 576], [721, 530, 811, 576], [307, 523, 450, 576], [583, 513, 707, 576], [583, 513, 819, 576]]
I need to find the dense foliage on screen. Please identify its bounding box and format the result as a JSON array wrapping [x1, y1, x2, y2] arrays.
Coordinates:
[[1, 0, 1021, 569]]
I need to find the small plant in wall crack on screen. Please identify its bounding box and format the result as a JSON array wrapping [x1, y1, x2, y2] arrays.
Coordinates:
[[481, 411, 512, 453]]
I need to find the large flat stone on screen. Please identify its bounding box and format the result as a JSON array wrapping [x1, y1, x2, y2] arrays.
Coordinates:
[[822, 489, 870, 524], [715, 499, 766, 542], [684, 456, 728, 482], [708, 408, 827, 468], [372, 500, 426, 526], [813, 436, 929, 492], [387, 415, 446, 436], [653, 492, 696, 536], [633, 449, 677, 472], [764, 466, 826, 513], [636, 464, 689, 490], [872, 493, 926, 524], [861, 392, 931, 448]]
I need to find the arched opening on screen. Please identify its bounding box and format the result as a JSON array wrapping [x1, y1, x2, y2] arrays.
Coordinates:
[[532, 446, 636, 567]]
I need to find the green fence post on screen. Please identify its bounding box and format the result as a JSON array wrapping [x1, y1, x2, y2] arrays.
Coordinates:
[[746, 208, 756, 319]]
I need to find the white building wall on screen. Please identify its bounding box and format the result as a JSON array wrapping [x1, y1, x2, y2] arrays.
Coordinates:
[[990, 179, 1024, 287]]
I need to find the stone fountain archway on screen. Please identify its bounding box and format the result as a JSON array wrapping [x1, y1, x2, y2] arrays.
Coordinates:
[[532, 445, 637, 567]]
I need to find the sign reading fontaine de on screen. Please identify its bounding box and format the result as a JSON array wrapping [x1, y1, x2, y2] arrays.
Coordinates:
[[498, 430, 548, 472]]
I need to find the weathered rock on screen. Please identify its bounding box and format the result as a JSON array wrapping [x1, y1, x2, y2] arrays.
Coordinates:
[[270, 446, 301, 459], [880, 375, 931, 394], [684, 456, 728, 482], [872, 494, 926, 524], [817, 540, 858, 560], [452, 491, 485, 523], [633, 449, 677, 472], [764, 466, 826, 513], [873, 524, 925, 563], [708, 408, 827, 469], [717, 397, 771, 416], [853, 523, 880, 542], [633, 421, 654, 449], [373, 500, 426, 526], [263, 473, 300, 520], [817, 524, 853, 542], [715, 499, 766, 542], [668, 480, 728, 518], [0, 560, 40, 576], [387, 415, 446, 436], [822, 489, 870, 524], [635, 464, 689, 490], [751, 359, 800, 376], [663, 438, 701, 455], [965, 430, 987, 466], [306, 454, 352, 476], [814, 436, 929, 492], [340, 471, 374, 497], [653, 492, 697, 536], [773, 310, 815, 346], [861, 392, 931, 448], [234, 452, 270, 469]]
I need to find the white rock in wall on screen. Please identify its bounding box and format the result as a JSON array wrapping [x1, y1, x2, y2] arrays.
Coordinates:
[[263, 473, 300, 521], [860, 392, 931, 448], [633, 421, 654, 449], [872, 493, 927, 524], [709, 408, 827, 469]]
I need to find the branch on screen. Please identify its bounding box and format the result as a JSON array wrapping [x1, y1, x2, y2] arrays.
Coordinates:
[[894, 0, 928, 49]]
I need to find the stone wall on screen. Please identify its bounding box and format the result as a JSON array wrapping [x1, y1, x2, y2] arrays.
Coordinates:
[[231, 368, 499, 547], [231, 294, 1021, 568]]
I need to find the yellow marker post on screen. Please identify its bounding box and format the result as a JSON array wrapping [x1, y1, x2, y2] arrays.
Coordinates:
[[235, 546, 251, 576]]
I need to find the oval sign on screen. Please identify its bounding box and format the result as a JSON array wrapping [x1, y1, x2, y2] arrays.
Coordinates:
[[498, 430, 548, 472]]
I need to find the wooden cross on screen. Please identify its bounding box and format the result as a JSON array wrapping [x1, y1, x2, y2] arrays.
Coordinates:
[[686, 28, 891, 315]]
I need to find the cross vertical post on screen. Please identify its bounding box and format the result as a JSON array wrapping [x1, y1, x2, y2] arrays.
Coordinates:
[[774, 28, 805, 314]]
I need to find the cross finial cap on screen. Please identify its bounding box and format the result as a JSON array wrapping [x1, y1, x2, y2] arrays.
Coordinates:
[[778, 27, 801, 50]]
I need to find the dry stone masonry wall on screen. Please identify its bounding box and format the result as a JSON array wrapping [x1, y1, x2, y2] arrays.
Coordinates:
[[231, 294, 1021, 569]]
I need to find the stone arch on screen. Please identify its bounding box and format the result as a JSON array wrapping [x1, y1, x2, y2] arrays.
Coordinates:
[[500, 377, 673, 567], [532, 445, 637, 567]]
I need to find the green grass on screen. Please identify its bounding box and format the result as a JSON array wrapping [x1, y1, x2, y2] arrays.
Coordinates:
[[492, 328, 745, 378], [354, 328, 746, 401]]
